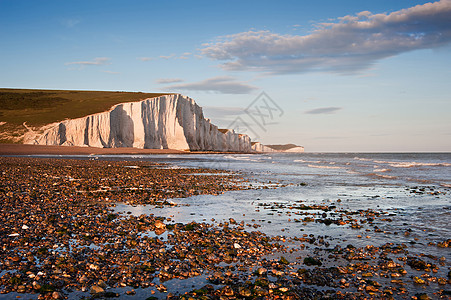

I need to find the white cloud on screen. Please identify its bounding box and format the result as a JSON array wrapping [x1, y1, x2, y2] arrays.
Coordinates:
[[65, 57, 111, 66], [160, 54, 176, 59], [179, 52, 192, 59], [137, 57, 154, 62], [156, 78, 184, 84], [202, 0, 451, 74], [101, 70, 120, 74], [305, 107, 342, 114], [165, 76, 258, 94], [156, 53, 192, 60]]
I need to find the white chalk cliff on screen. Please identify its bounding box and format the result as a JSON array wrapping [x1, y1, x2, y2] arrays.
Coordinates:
[[25, 94, 252, 152], [252, 142, 304, 153], [251, 142, 278, 152]]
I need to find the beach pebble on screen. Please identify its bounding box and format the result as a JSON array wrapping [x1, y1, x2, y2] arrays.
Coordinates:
[[1, 156, 448, 299], [154, 219, 166, 229], [257, 267, 267, 275], [97, 280, 107, 288], [90, 285, 105, 294], [78, 275, 88, 284], [413, 276, 426, 284], [222, 285, 234, 296]]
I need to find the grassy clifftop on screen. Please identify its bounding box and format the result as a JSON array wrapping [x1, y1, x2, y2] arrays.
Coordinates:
[[266, 144, 302, 151], [0, 88, 169, 143]]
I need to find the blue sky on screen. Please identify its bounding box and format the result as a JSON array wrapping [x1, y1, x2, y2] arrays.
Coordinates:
[[1, 0, 450, 152]]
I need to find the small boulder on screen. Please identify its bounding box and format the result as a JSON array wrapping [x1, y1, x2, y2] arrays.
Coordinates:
[[154, 220, 166, 229], [90, 285, 105, 294]]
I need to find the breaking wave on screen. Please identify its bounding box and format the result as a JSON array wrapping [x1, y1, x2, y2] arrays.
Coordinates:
[[387, 161, 451, 168], [294, 159, 322, 163], [367, 173, 398, 180], [307, 164, 343, 169], [373, 168, 391, 173], [354, 157, 451, 168]]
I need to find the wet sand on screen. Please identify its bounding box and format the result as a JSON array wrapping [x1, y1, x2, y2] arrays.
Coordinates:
[[0, 144, 186, 155]]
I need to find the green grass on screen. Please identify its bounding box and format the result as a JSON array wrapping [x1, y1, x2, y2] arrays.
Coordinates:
[[266, 143, 299, 150], [0, 88, 169, 126], [0, 88, 169, 143]]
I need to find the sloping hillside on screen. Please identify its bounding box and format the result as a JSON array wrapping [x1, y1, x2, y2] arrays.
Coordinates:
[[266, 144, 299, 151]]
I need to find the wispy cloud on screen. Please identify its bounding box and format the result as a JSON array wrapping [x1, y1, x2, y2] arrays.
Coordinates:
[[137, 57, 154, 62], [65, 57, 111, 66], [305, 107, 342, 114], [202, 0, 451, 74], [158, 53, 192, 60], [137, 52, 195, 63], [179, 52, 192, 59], [160, 54, 176, 60], [165, 76, 258, 94], [101, 70, 120, 74], [156, 78, 184, 84]]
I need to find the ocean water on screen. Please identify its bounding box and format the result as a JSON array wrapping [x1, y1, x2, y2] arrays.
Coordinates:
[[109, 152, 451, 249], [29, 152, 451, 249], [126, 152, 451, 188]]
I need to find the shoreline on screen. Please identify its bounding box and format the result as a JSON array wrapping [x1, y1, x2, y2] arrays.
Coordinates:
[[0, 144, 254, 156]]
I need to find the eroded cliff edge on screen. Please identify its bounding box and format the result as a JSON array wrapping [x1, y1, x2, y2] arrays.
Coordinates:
[[24, 94, 251, 152]]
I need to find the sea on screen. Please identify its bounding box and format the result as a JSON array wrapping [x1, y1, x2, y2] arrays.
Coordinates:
[[33, 152, 448, 247], [95, 152, 449, 249]]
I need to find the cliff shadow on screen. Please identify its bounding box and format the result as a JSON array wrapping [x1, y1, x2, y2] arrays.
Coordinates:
[[176, 96, 199, 150], [108, 105, 134, 147], [142, 100, 167, 149], [57, 123, 67, 145]]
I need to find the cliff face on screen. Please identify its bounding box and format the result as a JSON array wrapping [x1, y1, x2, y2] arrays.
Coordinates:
[[282, 146, 304, 153], [251, 142, 304, 153], [251, 142, 278, 152], [25, 94, 252, 152]]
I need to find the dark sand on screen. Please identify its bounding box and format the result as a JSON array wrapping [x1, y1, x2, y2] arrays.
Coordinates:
[[0, 144, 186, 155]]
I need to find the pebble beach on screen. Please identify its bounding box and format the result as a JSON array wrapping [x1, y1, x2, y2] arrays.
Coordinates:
[[0, 153, 450, 299]]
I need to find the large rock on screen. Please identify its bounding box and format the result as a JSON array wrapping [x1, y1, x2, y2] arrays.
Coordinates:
[[25, 94, 251, 152]]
